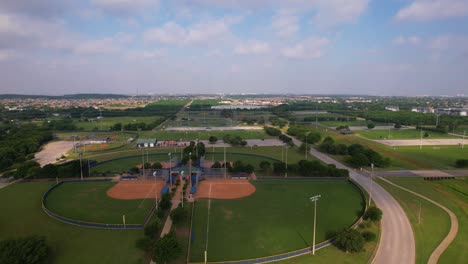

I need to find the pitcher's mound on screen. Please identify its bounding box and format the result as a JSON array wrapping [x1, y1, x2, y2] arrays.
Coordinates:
[[195, 179, 255, 200]]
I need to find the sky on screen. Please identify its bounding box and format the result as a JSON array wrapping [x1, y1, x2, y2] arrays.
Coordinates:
[[0, 0, 468, 96]]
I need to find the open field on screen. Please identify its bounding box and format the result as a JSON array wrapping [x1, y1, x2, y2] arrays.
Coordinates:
[[74, 116, 163, 130], [139, 129, 274, 141], [0, 182, 146, 264], [319, 120, 379, 127], [45, 181, 154, 224], [189, 180, 365, 262], [34, 141, 76, 166], [376, 177, 467, 264], [306, 125, 468, 170], [357, 129, 458, 140], [375, 138, 467, 146]]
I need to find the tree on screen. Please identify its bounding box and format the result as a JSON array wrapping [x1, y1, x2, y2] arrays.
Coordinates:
[[211, 161, 222, 168], [364, 206, 383, 222], [394, 122, 402, 129], [423, 132, 429, 138], [348, 153, 369, 167], [144, 219, 161, 238], [208, 135, 218, 144], [151, 162, 163, 170], [334, 228, 365, 252], [259, 161, 271, 172], [367, 123, 375, 130], [273, 162, 287, 174], [152, 232, 182, 264], [170, 206, 188, 226], [111, 123, 122, 131], [244, 164, 255, 174], [0, 235, 50, 264], [362, 231, 376, 242]]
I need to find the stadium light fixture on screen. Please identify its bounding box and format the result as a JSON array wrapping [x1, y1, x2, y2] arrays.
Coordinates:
[[309, 194, 321, 255]]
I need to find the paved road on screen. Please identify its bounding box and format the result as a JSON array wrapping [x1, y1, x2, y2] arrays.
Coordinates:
[[379, 177, 458, 264], [165, 126, 263, 131], [289, 137, 416, 264], [374, 170, 468, 177]]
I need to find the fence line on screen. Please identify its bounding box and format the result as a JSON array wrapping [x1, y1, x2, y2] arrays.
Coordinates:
[[42, 179, 155, 230]]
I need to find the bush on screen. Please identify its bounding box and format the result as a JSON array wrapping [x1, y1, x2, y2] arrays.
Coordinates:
[[367, 123, 375, 129], [362, 231, 377, 242], [394, 122, 402, 129], [334, 228, 365, 252], [0, 236, 50, 264], [208, 136, 218, 144], [364, 206, 383, 222], [264, 126, 281, 136], [455, 159, 468, 168]]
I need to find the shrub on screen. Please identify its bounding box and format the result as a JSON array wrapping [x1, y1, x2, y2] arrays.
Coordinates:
[[0, 236, 50, 264], [170, 206, 188, 226], [334, 228, 365, 252], [144, 220, 161, 238], [455, 159, 468, 168], [367, 123, 375, 129], [362, 231, 377, 242], [208, 136, 218, 144], [364, 206, 383, 222], [152, 232, 182, 263]]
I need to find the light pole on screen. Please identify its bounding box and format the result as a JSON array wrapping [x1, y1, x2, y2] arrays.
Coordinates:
[[305, 132, 310, 159], [79, 152, 84, 181], [168, 153, 172, 186], [310, 195, 321, 255], [369, 163, 374, 207], [141, 148, 145, 177], [189, 152, 192, 184], [285, 146, 288, 178], [224, 146, 227, 179]]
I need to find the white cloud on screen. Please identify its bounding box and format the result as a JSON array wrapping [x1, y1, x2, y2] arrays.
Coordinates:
[[272, 11, 299, 38], [396, 0, 468, 22], [127, 50, 164, 60], [393, 36, 421, 45], [92, 0, 159, 15], [73, 38, 120, 55], [144, 16, 241, 45], [0, 49, 16, 61], [235, 41, 271, 55], [281, 37, 330, 59], [312, 0, 370, 27], [429, 35, 468, 51]]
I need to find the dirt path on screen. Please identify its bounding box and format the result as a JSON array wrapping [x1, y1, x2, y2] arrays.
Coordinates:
[[378, 177, 459, 264]]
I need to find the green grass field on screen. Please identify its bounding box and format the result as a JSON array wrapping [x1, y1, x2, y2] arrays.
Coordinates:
[[189, 180, 365, 262], [376, 177, 467, 264], [89, 146, 312, 176], [45, 181, 154, 224], [140, 129, 273, 141], [319, 121, 380, 127], [74, 116, 163, 131], [357, 129, 458, 140], [0, 182, 146, 264]]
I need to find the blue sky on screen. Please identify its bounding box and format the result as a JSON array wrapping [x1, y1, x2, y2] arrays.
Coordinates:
[[0, 0, 467, 96]]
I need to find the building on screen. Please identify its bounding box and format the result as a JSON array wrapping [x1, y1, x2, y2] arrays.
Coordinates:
[[411, 107, 435, 114], [136, 138, 157, 148], [385, 106, 400, 112], [436, 108, 467, 116]]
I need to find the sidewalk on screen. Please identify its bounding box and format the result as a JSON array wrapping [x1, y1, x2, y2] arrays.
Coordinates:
[[160, 181, 183, 238]]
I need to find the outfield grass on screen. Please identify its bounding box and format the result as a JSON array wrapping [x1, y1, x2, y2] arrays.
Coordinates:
[[89, 146, 312, 175], [319, 121, 379, 127], [0, 182, 146, 264], [276, 220, 380, 264], [376, 177, 467, 264], [357, 129, 457, 140], [45, 181, 154, 224], [189, 180, 365, 262]]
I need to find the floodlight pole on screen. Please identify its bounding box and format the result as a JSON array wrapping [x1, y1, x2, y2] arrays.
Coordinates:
[[285, 146, 288, 178], [168, 153, 172, 186], [79, 152, 83, 181], [462, 130, 466, 149], [189, 152, 192, 183], [310, 195, 321, 255], [420, 128, 423, 150], [141, 148, 145, 177], [418, 200, 421, 225], [369, 163, 374, 207], [305, 132, 310, 159], [224, 146, 227, 179]]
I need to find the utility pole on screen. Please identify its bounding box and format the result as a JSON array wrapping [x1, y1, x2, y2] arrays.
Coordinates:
[[305, 132, 310, 159], [420, 127, 423, 150], [310, 195, 321, 255], [189, 152, 192, 184], [224, 146, 227, 179], [168, 153, 172, 186], [285, 146, 288, 178], [463, 130, 466, 149], [418, 200, 422, 225]]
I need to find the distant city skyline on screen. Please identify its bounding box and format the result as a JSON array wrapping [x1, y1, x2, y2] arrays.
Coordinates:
[[1, 0, 468, 96]]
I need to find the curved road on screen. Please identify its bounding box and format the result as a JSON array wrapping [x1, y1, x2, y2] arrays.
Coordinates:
[[290, 137, 415, 264]]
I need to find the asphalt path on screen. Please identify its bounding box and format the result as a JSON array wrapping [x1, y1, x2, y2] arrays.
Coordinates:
[[289, 136, 415, 264]]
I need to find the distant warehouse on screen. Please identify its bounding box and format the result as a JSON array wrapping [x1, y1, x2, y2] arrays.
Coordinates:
[[136, 138, 157, 148]]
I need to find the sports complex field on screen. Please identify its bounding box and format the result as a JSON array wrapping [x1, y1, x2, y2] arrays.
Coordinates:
[[44, 181, 156, 225], [189, 179, 365, 262]]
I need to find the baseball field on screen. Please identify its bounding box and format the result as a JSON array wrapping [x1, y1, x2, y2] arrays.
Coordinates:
[[189, 179, 365, 262]]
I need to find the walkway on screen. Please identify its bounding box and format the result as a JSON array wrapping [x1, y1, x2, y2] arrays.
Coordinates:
[[378, 177, 459, 264], [289, 136, 416, 264], [160, 181, 184, 237]]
